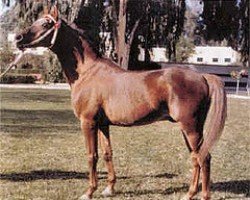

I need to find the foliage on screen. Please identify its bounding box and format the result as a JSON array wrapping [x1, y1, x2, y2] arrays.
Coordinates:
[[0, 44, 15, 69], [201, 0, 249, 66], [147, 0, 186, 62], [0, 54, 63, 84], [5, 52, 64, 83], [3, 0, 248, 69], [201, 0, 239, 43], [101, 0, 186, 66], [0, 74, 36, 84], [238, 0, 249, 66], [176, 35, 195, 62], [43, 51, 64, 83], [7, 0, 186, 69]]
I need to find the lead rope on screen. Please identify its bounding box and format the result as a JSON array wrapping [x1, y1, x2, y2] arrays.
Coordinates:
[[0, 51, 25, 79], [0, 15, 60, 79]]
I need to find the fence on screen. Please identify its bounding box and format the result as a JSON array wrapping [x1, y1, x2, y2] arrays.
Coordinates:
[[160, 63, 249, 94]]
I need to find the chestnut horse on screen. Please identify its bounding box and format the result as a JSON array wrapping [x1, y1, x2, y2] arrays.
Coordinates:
[[16, 6, 227, 200]]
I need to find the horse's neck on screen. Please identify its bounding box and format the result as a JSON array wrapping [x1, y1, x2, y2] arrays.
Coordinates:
[[51, 21, 97, 85]]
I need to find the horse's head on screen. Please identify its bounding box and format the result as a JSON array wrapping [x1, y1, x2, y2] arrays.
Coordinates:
[[16, 6, 61, 50]]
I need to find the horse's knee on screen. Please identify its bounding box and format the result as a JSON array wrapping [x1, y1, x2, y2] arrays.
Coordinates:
[[88, 154, 99, 165], [202, 153, 211, 167], [103, 152, 112, 162], [81, 118, 97, 131], [191, 152, 200, 167], [197, 153, 211, 167]]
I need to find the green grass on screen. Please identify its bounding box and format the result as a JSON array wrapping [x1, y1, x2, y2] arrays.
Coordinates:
[[0, 88, 249, 200]]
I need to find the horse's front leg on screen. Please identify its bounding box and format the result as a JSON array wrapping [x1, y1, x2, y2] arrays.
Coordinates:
[[79, 118, 98, 200], [98, 125, 116, 197]]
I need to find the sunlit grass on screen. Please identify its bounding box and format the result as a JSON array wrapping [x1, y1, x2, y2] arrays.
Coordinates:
[[0, 88, 249, 199]]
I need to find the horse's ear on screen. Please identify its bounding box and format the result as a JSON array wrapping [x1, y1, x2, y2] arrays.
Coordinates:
[[50, 5, 59, 21]]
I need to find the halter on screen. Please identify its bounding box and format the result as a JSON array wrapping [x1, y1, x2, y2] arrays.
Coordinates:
[[25, 14, 61, 49]]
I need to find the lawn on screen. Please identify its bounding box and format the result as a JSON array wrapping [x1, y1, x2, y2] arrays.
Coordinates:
[[0, 88, 249, 200]]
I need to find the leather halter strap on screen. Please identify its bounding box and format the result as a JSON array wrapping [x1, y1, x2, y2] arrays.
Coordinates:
[[25, 14, 61, 49]]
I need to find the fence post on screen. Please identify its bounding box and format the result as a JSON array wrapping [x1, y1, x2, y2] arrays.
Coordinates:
[[236, 78, 240, 95]]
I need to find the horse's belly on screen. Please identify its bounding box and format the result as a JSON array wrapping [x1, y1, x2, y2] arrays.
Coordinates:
[[103, 102, 149, 125], [104, 102, 173, 126]]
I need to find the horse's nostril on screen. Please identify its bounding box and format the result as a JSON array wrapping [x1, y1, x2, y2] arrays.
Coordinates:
[[15, 34, 23, 42]]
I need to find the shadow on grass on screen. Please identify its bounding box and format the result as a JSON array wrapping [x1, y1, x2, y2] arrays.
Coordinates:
[[0, 170, 89, 181], [0, 170, 176, 182], [0, 170, 248, 197], [1, 109, 76, 124], [1, 109, 79, 134], [115, 180, 250, 198], [211, 180, 250, 197], [164, 181, 250, 197]]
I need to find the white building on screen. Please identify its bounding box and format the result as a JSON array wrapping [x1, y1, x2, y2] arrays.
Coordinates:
[[138, 47, 168, 62], [150, 47, 168, 62], [188, 46, 241, 66]]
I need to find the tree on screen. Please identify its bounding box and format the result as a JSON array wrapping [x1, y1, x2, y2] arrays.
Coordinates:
[[0, 44, 15, 70], [133, 0, 186, 62], [43, 51, 64, 83], [111, 0, 141, 69], [176, 35, 195, 62], [1, 0, 10, 6], [201, 0, 249, 66], [238, 0, 249, 65], [99, 0, 145, 68], [4, 0, 186, 70], [101, 0, 186, 68]]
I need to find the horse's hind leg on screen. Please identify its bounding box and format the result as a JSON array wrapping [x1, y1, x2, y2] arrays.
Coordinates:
[[98, 125, 116, 197], [201, 153, 211, 200], [182, 131, 201, 200], [180, 120, 204, 200]]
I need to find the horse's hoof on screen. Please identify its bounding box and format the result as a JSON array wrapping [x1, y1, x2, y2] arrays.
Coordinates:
[[101, 187, 114, 197], [79, 194, 91, 200]]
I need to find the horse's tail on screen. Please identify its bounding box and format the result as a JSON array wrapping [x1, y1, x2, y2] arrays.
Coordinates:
[[198, 74, 227, 164]]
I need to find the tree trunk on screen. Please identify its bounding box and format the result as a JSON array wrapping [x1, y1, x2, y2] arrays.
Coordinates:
[[116, 0, 127, 69], [112, 0, 140, 70], [69, 0, 84, 23]]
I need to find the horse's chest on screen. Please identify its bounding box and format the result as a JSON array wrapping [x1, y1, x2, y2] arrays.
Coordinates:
[[71, 87, 100, 118]]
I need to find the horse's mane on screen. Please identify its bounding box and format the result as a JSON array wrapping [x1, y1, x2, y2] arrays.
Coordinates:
[[52, 18, 101, 83], [65, 20, 101, 57]]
